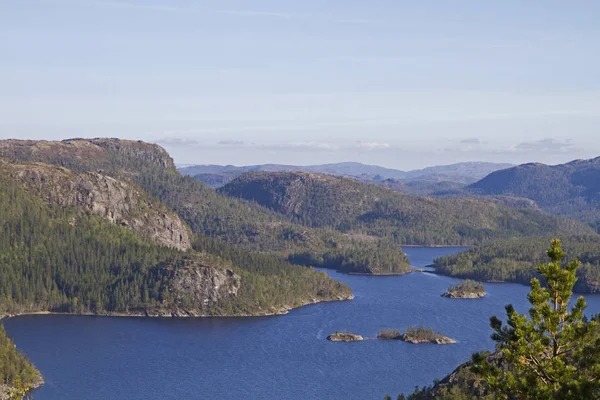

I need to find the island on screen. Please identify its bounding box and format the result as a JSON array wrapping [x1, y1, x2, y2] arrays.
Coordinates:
[[327, 332, 364, 342], [377, 326, 456, 344], [442, 279, 486, 299]]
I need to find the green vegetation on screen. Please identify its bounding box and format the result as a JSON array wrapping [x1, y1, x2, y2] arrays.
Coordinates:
[[0, 324, 42, 399], [402, 326, 445, 343], [377, 329, 401, 340], [432, 235, 600, 293], [471, 239, 600, 398], [191, 236, 352, 315], [469, 158, 600, 230], [443, 280, 486, 298], [288, 241, 410, 274], [219, 171, 591, 246], [447, 280, 484, 294], [0, 171, 350, 317], [0, 139, 406, 275]]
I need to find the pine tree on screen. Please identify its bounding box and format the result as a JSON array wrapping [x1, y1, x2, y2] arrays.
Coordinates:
[[472, 239, 600, 399]]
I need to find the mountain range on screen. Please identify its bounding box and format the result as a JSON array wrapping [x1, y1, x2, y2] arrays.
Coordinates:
[[178, 161, 514, 190]]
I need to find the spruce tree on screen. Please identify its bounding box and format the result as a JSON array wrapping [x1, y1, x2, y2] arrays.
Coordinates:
[[472, 239, 600, 399]]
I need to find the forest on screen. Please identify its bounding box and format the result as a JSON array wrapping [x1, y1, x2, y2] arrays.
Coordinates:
[[218, 170, 591, 246], [0, 171, 350, 317], [431, 235, 600, 293], [0, 325, 41, 399]]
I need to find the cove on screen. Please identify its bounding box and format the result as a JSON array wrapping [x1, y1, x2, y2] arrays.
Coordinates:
[[5, 247, 600, 400]]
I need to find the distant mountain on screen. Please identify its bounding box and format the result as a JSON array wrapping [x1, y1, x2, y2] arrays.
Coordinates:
[[403, 162, 514, 183], [179, 161, 513, 188], [469, 157, 600, 230], [219, 171, 591, 246]]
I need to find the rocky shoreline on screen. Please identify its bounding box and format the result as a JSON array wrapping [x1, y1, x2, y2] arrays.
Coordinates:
[[402, 335, 457, 345], [441, 291, 486, 299], [327, 332, 364, 342], [0, 376, 44, 400]]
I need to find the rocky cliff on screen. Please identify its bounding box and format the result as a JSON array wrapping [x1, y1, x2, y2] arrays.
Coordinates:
[[167, 259, 241, 315], [0, 160, 191, 251], [0, 137, 175, 173]]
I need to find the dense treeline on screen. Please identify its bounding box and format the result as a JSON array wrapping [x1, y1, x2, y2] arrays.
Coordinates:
[[219, 171, 591, 246], [191, 236, 352, 314], [0, 325, 41, 398], [432, 235, 600, 293], [288, 241, 410, 274], [0, 174, 183, 315], [0, 173, 351, 317]]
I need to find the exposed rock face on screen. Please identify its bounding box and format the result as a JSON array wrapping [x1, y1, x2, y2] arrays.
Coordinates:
[[441, 291, 486, 299], [0, 161, 191, 251], [327, 332, 364, 342], [146, 259, 241, 317], [170, 264, 241, 308]]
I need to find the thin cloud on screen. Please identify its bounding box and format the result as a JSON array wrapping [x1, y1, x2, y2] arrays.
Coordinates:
[[460, 138, 480, 144], [357, 142, 391, 150], [156, 137, 199, 147], [218, 139, 245, 146], [515, 138, 574, 153]]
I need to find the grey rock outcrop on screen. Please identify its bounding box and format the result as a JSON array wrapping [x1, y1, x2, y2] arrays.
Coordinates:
[[1, 161, 191, 251]]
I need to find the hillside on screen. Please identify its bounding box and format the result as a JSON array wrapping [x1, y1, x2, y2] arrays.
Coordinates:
[[0, 139, 349, 252], [0, 139, 413, 275], [469, 157, 600, 230], [431, 235, 600, 293], [219, 171, 592, 246], [0, 159, 352, 318], [0, 159, 191, 251]]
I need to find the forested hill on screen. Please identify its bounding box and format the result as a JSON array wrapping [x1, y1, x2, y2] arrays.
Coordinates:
[[431, 235, 600, 293], [0, 139, 347, 252], [219, 171, 593, 246], [0, 164, 352, 317], [469, 157, 600, 230]]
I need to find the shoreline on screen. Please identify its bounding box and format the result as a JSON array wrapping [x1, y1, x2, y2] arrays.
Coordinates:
[[0, 295, 355, 322]]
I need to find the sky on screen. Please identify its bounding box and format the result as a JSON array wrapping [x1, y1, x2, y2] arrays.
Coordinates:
[[1, 0, 600, 169]]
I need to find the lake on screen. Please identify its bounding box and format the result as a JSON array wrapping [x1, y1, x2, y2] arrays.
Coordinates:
[[5, 247, 600, 400]]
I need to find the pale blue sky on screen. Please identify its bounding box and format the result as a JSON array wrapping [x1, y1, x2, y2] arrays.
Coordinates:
[[2, 0, 600, 168]]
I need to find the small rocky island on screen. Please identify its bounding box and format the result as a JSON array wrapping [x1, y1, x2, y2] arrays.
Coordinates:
[[377, 326, 456, 344], [442, 279, 486, 299], [327, 332, 364, 342]]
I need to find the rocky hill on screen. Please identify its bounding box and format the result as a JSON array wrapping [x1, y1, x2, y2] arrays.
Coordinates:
[[0, 160, 191, 251], [219, 171, 593, 246], [0, 147, 353, 319], [469, 157, 600, 230]]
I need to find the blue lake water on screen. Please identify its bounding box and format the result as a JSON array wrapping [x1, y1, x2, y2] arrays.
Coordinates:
[[5, 247, 600, 400]]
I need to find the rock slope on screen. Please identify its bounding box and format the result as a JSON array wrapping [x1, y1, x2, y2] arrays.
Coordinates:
[[0, 160, 191, 251]]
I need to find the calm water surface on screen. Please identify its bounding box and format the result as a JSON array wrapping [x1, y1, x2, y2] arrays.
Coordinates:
[[6, 247, 600, 400]]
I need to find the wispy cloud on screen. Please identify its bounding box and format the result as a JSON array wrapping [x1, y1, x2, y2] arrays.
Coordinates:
[[356, 142, 391, 150], [514, 138, 574, 153], [460, 138, 480, 144], [156, 137, 199, 147], [218, 139, 245, 146]]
